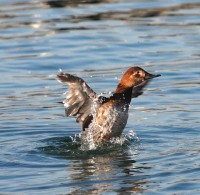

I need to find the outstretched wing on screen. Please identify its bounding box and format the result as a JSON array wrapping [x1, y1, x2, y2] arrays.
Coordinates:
[[132, 80, 149, 98], [57, 72, 99, 130]]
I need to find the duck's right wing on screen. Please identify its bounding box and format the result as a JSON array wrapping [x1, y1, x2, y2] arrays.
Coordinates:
[[57, 72, 99, 130], [131, 80, 149, 98]]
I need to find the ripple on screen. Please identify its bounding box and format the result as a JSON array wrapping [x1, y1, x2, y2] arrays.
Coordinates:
[[37, 130, 140, 159]]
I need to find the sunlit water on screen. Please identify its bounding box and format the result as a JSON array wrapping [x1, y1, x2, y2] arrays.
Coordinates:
[[0, 0, 200, 194]]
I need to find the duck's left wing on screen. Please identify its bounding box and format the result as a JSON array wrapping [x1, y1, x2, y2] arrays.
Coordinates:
[[57, 72, 99, 130]]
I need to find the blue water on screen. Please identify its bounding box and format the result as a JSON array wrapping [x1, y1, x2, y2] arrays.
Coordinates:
[[0, 0, 200, 194]]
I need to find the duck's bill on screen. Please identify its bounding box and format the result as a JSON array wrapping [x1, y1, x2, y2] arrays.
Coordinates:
[[144, 72, 161, 80]]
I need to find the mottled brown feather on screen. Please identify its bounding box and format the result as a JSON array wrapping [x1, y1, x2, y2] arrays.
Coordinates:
[[57, 72, 98, 129]]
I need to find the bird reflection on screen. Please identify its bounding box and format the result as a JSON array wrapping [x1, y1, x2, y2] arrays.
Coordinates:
[[66, 147, 148, 194], [39, 135, 150, 194]]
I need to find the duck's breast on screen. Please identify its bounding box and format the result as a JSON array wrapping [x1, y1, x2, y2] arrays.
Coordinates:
[[93, 101, 129, 141]]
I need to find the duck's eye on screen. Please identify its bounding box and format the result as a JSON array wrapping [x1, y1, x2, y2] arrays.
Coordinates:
[[137, 71, 140, 75]]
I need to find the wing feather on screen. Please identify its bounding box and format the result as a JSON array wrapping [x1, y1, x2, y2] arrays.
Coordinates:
[[132, 80, 149, 98], [57, 72, 98, 130]]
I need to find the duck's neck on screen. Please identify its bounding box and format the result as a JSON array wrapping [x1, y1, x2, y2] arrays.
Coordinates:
[[113, 84, 133, 104]]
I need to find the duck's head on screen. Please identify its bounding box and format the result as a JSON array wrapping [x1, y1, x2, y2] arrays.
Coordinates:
[[116, 66, 161, 93]]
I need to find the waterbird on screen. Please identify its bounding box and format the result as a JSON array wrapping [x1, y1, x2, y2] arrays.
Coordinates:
[[57, 67, 160, 149]]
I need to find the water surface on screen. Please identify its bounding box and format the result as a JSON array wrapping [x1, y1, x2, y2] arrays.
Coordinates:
[[0, 0, 200, 194]]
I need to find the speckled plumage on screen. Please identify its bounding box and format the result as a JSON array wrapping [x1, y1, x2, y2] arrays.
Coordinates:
[[57, 67, 160, 147]]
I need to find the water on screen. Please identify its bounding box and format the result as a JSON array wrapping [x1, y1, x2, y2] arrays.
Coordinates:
[[0, 0, 200, 194]]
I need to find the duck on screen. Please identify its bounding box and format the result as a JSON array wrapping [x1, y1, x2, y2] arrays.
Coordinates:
[[57, 66, 160, 148]]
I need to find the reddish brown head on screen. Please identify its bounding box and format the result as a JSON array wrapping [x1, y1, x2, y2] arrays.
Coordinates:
[[115, 67, 160, 93]]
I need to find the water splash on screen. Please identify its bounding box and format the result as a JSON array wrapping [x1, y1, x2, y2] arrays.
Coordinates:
[[37, 129, 140, 159], [80, 124, 96, 151], [80, 128, 139, 151], [78, 95, 102, 151], [109, 130, 139, 145], [69, 133, 81, 143]]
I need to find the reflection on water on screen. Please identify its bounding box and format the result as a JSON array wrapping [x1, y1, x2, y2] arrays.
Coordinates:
[[45, 0, 113, 8], [0, 0, 200, 194], [1, 1, 200, 40], [39, 135, 146, 194]]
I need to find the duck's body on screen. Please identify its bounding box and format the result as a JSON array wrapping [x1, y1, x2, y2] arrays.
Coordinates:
[[87, 98, 129, 143], [57, 67, 160, 147]]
